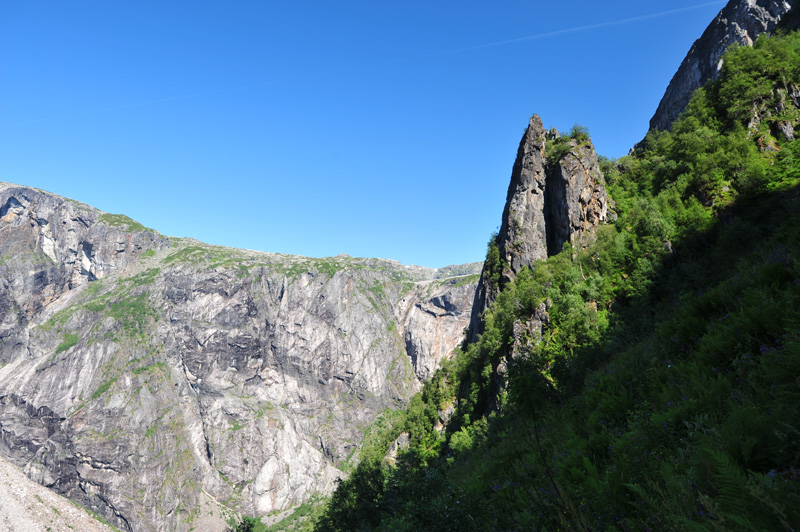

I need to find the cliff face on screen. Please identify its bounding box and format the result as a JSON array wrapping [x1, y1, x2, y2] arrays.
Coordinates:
[[0, 183, 478, 531], [468, 115, 608, 342], [649, 0, 794, 132]]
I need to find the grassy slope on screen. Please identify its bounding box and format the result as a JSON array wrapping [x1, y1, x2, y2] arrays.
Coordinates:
[[309, 30, 800, 532]]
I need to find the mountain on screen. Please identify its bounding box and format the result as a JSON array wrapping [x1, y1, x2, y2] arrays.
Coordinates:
[[0, 183, 479, 531], [4, 2, 800, 531], [467, 116, 609, 344], [649, 0, 794, 132], [311, 13, 800, 532]]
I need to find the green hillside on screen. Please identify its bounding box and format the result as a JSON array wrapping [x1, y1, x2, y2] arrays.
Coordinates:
[[293, 30, 800, 532]]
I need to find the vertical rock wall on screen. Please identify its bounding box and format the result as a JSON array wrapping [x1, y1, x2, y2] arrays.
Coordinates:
[[468, 114, 608, 342], [0, 183, 479, 531]]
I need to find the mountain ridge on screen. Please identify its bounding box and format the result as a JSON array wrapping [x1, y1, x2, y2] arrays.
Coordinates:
[[310, 17, 800, 532], [0, 182, 480, 531], [649, 0, 794, 132]]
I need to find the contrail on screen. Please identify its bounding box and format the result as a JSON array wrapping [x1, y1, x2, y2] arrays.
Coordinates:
[[433, 1, 726, 56], [8, 1, 725, 127]]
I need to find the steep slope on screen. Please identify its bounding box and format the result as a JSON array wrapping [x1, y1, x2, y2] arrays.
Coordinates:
[[0, 183, 479, 531], [312, 27, 800, 532], [649, 0, 793, 132], [0, 452, 123, 532]]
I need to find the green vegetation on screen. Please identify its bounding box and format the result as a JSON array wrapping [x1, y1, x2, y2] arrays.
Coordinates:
[[124, 267, 161, 287], [313, 30, 800, 531], [55, 332, 79, 354], [107, 294, 158, 339], [85, 301, 106, 312], [265, 496, 328, 532], [70, 500, 124, 531], [91, 377, 118, 400], [132, 361, 166, 375], [273, 256, 368, 282], [163, 243, 345, 280], [452, 273, 481, 288], [227, 515, 264, 532], [38, 267, 159, 347], [164, 245, 232, 266], [98, 212, 150, 233], [41, 306, 78, 332], [545, 122, 593, 163], [357, 409, 406, 467]]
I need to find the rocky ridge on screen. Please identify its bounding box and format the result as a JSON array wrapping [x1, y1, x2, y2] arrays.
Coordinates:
[[468, 115, 609, 342], [0, 183, 479, 531], [649, 0, 794, 132]]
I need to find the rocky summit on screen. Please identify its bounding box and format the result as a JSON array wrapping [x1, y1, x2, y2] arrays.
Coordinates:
[[0, 183, 480, 531], [649, 0, 794, 132], [468, 115, 609, 343]]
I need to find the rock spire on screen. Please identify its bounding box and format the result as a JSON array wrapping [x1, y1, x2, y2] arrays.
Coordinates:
[[468, 114, 609, 342]]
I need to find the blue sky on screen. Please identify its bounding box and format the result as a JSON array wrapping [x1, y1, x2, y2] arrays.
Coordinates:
[[1, 1, 725, 268]]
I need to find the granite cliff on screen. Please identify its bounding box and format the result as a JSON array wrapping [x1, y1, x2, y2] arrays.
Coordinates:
[[0, 183, 479, 531], [468, 115, 609, 343], [649, 0, 794, 132]]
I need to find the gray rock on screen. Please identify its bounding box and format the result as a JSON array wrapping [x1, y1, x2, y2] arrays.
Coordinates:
[[544, 138, 609, 257], [497, 115, 550, 274], [774, 120, 796, 141], [468, 115, 608, 342], [402, 279, 476, 381], [0, 183, 478, 531], [649, 0, 793, 132], [382, 432, 410, 467]]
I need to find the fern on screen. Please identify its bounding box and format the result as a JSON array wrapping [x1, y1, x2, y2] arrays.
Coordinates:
[[702, 449, 800, 531]]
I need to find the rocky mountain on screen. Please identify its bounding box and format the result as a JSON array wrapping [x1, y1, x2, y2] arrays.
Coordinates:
[[649, 0, 794, 132], [309, 13, 800, 532], [0, 183, 479, 531], [468, 115, 609, 342]]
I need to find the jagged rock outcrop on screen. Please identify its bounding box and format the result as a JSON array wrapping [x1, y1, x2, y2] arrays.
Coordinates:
[[401, 278, 476, 381], [495, 115, 550, 272], [0, 190, 166, 331], [649, 0, 794, 132], [468, 115, 608, 342], [0, 183, 480, 531]]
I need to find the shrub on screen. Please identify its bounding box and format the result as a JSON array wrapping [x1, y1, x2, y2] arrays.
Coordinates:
[[55, 332, 78, 354]]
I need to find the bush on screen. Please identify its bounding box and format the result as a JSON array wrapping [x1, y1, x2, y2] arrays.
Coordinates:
[[55, 332, 78, 354]]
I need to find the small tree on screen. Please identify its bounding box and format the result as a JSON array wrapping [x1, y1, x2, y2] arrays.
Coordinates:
[[227, 515, 258, 532], [569, 123, 590, 143]]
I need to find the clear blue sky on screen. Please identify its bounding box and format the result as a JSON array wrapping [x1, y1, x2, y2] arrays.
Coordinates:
[[1, 1, 725, 268]]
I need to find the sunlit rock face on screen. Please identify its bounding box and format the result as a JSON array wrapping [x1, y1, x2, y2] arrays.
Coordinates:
[[0, 182, 479, 531], [468, 115, 608, 342], [649, 0, 794, 133]]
